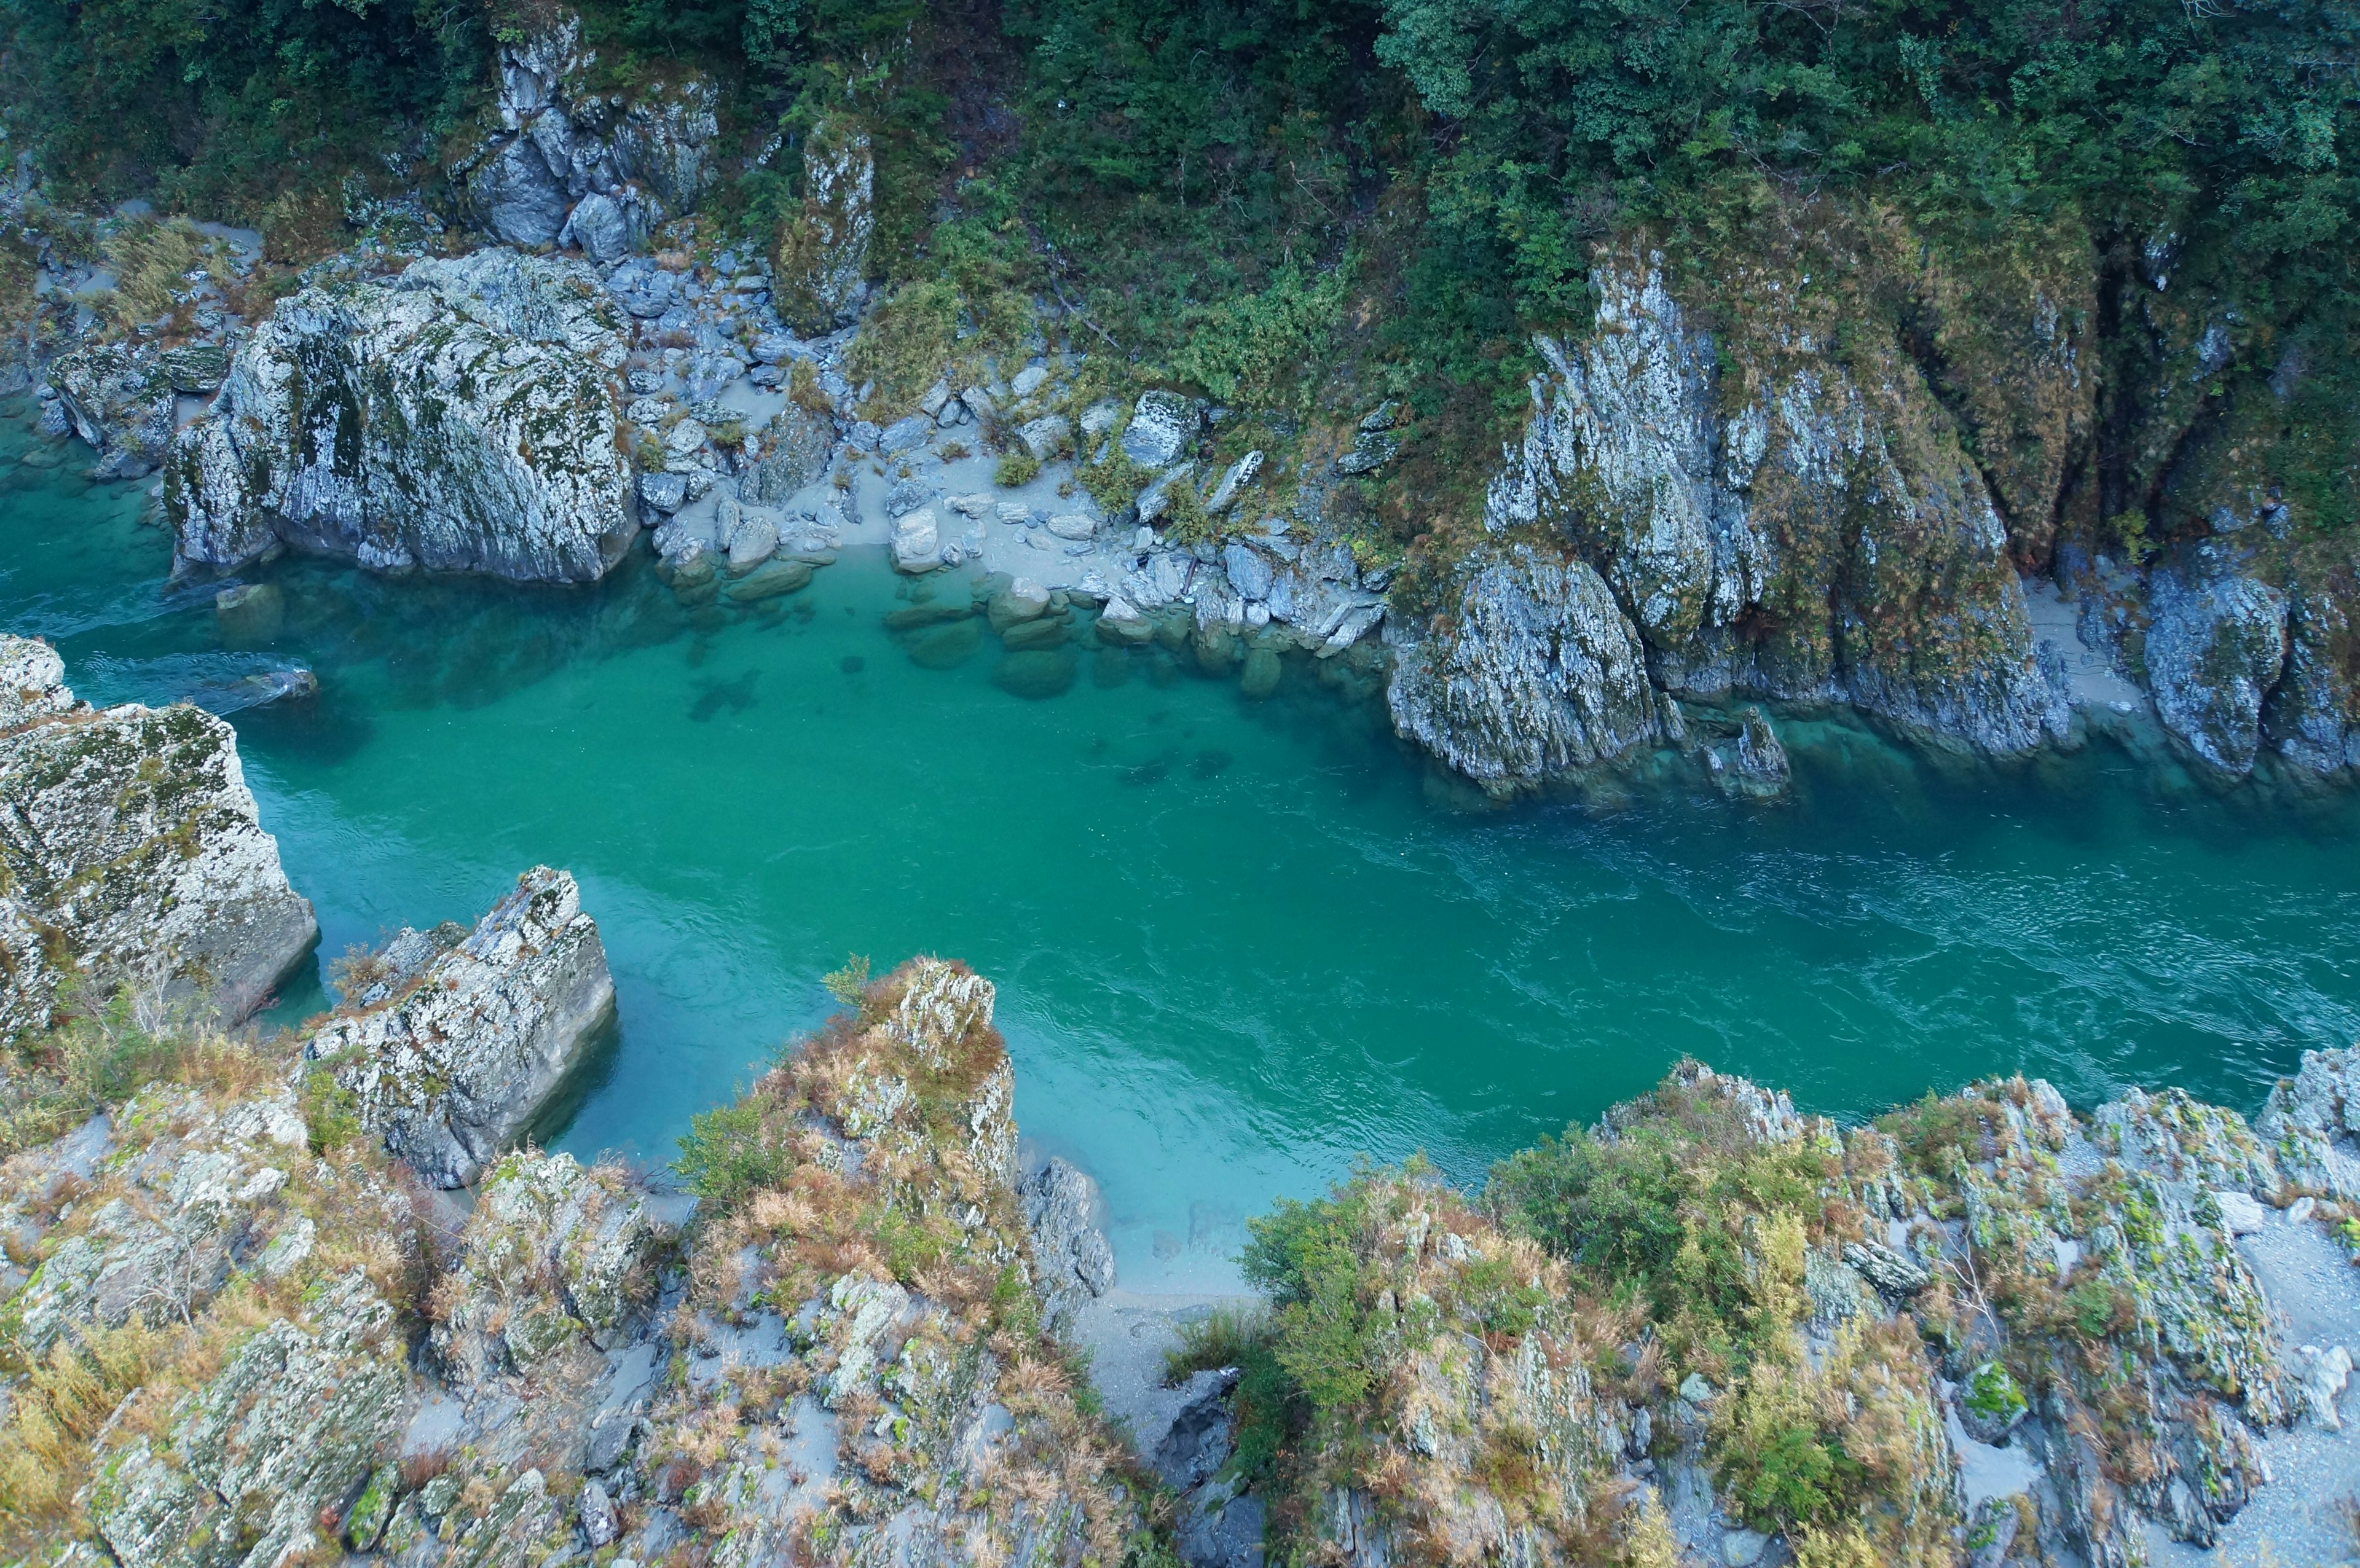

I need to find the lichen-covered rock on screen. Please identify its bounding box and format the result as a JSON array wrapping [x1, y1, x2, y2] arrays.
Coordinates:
[[770, 114, 875, 334], [431, 1149, 672, 1382], [90, 1271, 410, 1568], [48, 341, 228, 480], [1276, 1171, 1642, 1567], [2257, 1046, 2360, 1199], [1387, 544, 1679, 792], [307, 867, 616, 1188], [0, 637, 317, 1043], [165, 250, 635, 583], [0, 1070, 428, 1561], [1398, 225, 2071, 789], [450, 9, 717, 253], [2145, 555, 2291, 774]]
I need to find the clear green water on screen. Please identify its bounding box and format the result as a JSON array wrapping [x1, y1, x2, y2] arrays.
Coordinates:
[[7, 399, 2359, 1289]]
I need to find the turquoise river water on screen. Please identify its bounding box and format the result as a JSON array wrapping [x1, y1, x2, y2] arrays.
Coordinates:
[[7, 399, 2360, 1290]]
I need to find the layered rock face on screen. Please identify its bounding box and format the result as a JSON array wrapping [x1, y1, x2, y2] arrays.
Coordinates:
[[1391, 236, 2072, 792], [307, 866, 615, 1188], [165, 249, 636, 583], [0, 635, 315, 1042], [450, 11, 718, 258]]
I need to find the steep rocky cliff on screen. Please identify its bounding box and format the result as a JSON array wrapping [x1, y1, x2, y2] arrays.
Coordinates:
[[1390, 221, 2076, 794], [165, 249, 636, 582], [0, 635, 315, 1045], [447, 13, 720, 260]]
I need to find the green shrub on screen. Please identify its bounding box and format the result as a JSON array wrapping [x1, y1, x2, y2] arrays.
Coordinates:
[[995, 452, 1042, 487], [674, 1097, 796, 1213], [298, 1065, 363, 1156], [1168, 257, 1351, 410]]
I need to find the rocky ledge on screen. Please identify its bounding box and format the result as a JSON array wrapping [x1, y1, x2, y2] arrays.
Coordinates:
[[14, 918, 2360, 1566], [0, 635, 315, 1044]]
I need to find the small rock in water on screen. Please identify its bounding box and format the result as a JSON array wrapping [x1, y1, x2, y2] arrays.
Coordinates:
[[1239, 646, 1281, 699], [993, 648, 1076, 699], [891, 509, 941, 573], [988, 577, 1052, 629], [215, 582, 285, 646], [883, 603, 974, 632], [840, 655, 865, 674], [907, 619, 983, 670], [1001, 617, 1069, 652], [723, 559, 812, 602], [726, 515, 778, 573]]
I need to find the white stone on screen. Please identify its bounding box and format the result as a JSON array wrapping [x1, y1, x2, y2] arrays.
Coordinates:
[[891, 509, 941, 573]]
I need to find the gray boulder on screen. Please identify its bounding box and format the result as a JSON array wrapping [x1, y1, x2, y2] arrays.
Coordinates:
[[49, 341, 228, 480], [1387, 546, 1679, 794], [307, 867, 616, 1188], [1121, 391, 1203, 468], [1021, 1156, 1115, 1329], [167, 249, 637, 583], [0, 637, 317, 1043], [2145, 562, 2289, 775]]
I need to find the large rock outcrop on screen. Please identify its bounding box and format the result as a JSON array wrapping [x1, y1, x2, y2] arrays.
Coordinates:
[[0, 636, 316, 1043], [1390, 230, 2073, 791], [306, 866, 615, 1188], [449, 10, 718, 257], [165, 249, 636, 582]]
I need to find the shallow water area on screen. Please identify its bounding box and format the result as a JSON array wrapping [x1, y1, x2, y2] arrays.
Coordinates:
[[7, 398, 2360, 1291]]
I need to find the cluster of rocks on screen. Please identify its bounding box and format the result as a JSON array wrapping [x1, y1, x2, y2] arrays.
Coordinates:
[[0, 953, 1158, 1568]]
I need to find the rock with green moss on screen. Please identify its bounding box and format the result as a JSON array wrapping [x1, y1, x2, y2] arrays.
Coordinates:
[[769, 114, 875, 335], [1399, 236, 2071, 792], [305, 867, 616, 1188], [0, 636, 317, 1044], [166, 250, 635, 584]]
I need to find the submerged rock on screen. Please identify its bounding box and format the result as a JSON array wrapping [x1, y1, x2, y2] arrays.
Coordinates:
[[0, 636, 317, 1042], [167, 249, 636, 583], [307, 866, 616, 1188]]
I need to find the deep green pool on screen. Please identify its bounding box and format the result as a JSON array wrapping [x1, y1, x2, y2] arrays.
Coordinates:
[[7, 399, 2359, 1289]]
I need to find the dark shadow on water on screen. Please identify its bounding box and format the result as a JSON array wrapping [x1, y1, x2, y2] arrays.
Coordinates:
[[525, 1003, 625, 1155], [689, 669, 760, 721]]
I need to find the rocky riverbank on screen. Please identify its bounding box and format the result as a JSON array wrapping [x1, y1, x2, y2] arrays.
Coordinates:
[[10, 87, 2350, 804]]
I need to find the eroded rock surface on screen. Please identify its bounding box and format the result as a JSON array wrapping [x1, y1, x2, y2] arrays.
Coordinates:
[[307, 866, 615, 1188], [0, 636, 316, 1043], [166, 249, 635, 582], [1391, 238, 2071, 791]]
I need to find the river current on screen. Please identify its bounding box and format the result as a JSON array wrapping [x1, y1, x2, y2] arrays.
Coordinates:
[[7, 398, 2359, 1290]]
